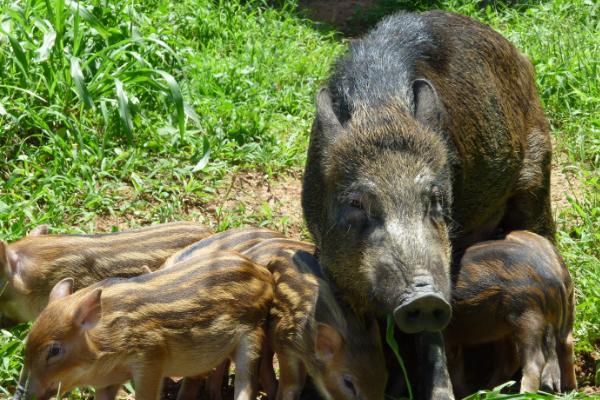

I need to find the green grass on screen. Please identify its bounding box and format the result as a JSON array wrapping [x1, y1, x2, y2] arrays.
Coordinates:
[[0, 0, 598, 398], [0, 0, 342, 238]]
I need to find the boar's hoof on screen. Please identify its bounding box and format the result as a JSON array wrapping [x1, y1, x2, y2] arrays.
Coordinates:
[[393, 293, 451, 333]]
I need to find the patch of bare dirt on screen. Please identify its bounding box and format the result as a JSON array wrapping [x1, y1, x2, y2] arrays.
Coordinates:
[[576, 350, 600, 393], [202, 170, 307, 241]]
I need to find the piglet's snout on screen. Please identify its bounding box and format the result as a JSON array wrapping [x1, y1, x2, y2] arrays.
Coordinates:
[[393, 279, 451, 334]]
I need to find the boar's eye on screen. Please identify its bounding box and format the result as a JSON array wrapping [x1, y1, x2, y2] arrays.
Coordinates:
[[349, 193, 364, 210], [338, 193, 368, 231], [340, 206, 367, 231], [46, 342, 62, 361], [428, 186, 443, 220]]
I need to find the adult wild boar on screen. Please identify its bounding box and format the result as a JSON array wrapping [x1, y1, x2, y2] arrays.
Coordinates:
[[302, 10, 554, 398]]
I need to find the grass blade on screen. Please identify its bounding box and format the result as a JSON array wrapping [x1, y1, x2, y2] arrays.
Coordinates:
[[115, 79, 133, 143], [66, 0, 110, 39], [386, 315, 413, 400], [70, 57, 93, 109], [4, 33, 29, 79], [34, 26, 56, 63], [156, 70, 185, 139]]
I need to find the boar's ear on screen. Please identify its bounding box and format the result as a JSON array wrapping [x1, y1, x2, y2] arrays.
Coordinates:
[[0, 240, 8, 276], [412, 79, 443, 130], [28, 225, 49, 236], [49, 278, 74, 303], [74, 288, 102, 330], [316, 87, 343, 141], [315, 323, 344, 362]]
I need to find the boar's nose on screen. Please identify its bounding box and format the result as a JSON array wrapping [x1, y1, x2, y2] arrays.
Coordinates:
[[393, 292, 451, 334]]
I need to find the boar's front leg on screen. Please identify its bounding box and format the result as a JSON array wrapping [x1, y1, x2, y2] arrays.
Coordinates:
[[418, 332, 455, 400]]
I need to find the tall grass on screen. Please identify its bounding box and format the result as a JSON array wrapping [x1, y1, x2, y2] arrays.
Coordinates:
[[0, 0, 341, 237]]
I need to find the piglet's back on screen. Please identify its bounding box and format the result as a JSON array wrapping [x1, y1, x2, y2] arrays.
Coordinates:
[[12, 222, 212, 291], [27, 251, 273, 359]]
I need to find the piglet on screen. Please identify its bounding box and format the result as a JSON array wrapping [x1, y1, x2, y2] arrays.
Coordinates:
[[24, 251, 273, 400]]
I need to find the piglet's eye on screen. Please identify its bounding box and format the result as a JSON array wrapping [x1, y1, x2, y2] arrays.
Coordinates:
[[46, 343, 62, 361], [343, 375, 358, 397]]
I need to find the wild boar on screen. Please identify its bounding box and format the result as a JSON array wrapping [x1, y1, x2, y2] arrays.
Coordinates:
[[302, 11, 554, 398]]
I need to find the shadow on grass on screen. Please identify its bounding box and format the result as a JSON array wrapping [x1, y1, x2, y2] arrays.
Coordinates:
[[256, 0, 552, 36]]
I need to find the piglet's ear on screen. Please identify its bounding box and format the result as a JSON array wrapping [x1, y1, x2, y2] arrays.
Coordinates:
[[0, 242, 26, 291], [74, 288, 102, 330], [140, 265, 152, 274], [315, 323, 343, 362], [49, 278, 74, 303], [28, 225, 49, 236]]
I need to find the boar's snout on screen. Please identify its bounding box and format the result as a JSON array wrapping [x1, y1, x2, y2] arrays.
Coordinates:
[[393, 278, 451, 333]]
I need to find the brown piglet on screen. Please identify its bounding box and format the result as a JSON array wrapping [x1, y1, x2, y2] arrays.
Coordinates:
[[24, 250, 273, 400], [166, 229, 388, 400], [445, 231, 576, 396], [0, 221, 212, 327]]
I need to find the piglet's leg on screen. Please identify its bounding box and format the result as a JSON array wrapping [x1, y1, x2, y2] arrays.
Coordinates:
[[445, 345, 468, 398], [259, 340, 278, 399], [95, 384, 121, 400], [557, 331, 577, 392], [132, 365, 165, 400], [486, 338, 520, 390], [177, 376, 205, 400], [233, 329, 262, 400], [517, 314, 545, 393], [208, 360, 231, 400], [275, 352, 306, 400], [541, 329, 561, 393]]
